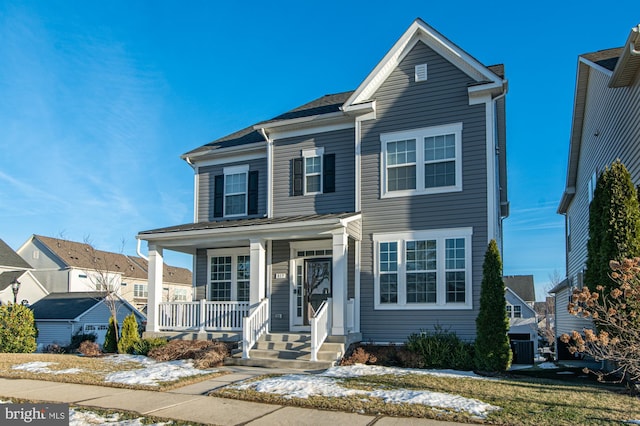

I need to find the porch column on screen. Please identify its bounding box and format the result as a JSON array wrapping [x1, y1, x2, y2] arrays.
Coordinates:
[[147, 244, 164, 333], [332, 230, 348, 335], [249, 238, 266, 307]]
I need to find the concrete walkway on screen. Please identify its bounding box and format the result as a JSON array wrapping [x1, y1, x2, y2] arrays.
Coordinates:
[[0, 366, 463, 425]]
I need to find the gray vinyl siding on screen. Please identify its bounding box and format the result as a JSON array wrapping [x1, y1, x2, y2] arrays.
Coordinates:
[[554, 286, 592, 337], [505, 291, 535, 320], [566, 67, 640, 282], [194, 249, 208, 300], [348, 238, 356, 299], [358, 40, 489, 342], [196, 158, 267, 222], [270, 240, 290, 332], [20, 239, 70, 293], [35, 322, 74, 349], [272, 129, 356, 217]]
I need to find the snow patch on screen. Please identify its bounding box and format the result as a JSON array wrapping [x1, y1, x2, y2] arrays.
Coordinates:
[[104, 356, 212, 386], [12, 362, 83, 375], [322, 364, 492, 380]]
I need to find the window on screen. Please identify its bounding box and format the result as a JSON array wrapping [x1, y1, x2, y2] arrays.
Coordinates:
[[208, 249, 250, 302], [506, 305, 512, 317], [381, 123, 462, 197], [374, 228, 472, 309], [173, 288, 188, 301], [506, 304, 522, 318], [292, 148, 335, 196], [213, 165, 259, 218], [134, 283, 148, 298]]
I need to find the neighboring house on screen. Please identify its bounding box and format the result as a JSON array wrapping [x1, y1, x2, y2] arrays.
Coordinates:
[[30, 291, 145, 350], [503, 275, 538, 363], [556, 24, 640, 359], [17, 235, 192, 311], [0, 238, 48, 306], [138, 18, 509, 364]]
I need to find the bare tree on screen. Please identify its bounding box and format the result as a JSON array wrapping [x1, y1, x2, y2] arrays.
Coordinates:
[[542, 270, 562, 345]]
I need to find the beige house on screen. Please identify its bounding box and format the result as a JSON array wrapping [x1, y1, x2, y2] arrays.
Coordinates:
[[17, 235, 192, 312]]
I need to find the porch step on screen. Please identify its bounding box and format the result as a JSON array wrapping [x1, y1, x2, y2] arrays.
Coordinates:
[[224, 332, 345, 370]]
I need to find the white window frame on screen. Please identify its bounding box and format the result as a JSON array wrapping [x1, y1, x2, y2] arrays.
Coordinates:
[[302, 147, 324, 195], [134, 283, 148, 298], [223, 165, 249, 217], [173, 288, 188, 301], [373, 227, 473, 310], [381, 123, 463, 198], [588, 170, 597, 203], [207, 248, 250, 302]]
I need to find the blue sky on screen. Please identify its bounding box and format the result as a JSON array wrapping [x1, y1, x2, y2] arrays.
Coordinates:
[[0, 0, 637, 301]]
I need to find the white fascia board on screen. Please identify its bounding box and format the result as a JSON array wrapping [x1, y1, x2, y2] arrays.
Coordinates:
[[344, 19, 502, 108], [139, 217, 357, 244], [557, 187, 576, 214], [181, 141, 266, 164], [468, 80, 508, 104], [255, 112, 354, 140], [579, 56, 613, 77]]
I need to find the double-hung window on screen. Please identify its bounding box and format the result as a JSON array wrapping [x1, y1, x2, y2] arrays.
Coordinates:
[[292, 147, 335, 196], [374, 228, 472, 310], [208, 249, 250, 302], [134, 283, 148, 298], [213, 165, 259, 218], [381, 123, 462, 197]]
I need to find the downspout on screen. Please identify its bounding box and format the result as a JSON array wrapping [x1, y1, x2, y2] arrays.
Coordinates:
[[184, 156, 199, 223], [492, 81, 508, 252], [258, 128, 273, 218], [136, 237, 148, 261], [630, 25, 640, 55]]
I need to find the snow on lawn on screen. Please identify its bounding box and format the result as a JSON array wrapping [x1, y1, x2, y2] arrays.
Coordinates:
[[103, 355, 212, 386], [12, 362, 83, 375], [231, 364, 500, 419], [11, 355, 214, 387]]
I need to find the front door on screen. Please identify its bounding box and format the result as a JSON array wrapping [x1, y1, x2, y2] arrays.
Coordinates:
[[291, 257, 332, 329]]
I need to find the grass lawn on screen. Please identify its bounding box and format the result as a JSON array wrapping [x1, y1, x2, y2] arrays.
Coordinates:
[[0, 353, 224, 391], [213, 367, 640, 425]]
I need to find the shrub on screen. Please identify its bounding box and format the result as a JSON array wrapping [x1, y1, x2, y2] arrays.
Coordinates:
[[45, 344, 65, 354], [78, 340, 102, 357], [406, 328, 475, 370], [66, 332, 97, 353], [133, 337, 169, 356], [117, 313, 141, 354], [0, 304, 37, 353], [148, 340, 231, 368], [340, 347, 378, 366], [474, 239, 512, 372], [103, 316, 118, 353]]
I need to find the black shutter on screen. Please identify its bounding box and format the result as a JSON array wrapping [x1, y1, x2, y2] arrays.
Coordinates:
[[248, 170, 259, 215], [292, 158, 303, 196], [213, 174, 224, 218], [323, 153, 335, 193]]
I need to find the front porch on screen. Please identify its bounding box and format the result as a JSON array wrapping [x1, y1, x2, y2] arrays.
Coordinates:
[[137, 213, 362, 365]]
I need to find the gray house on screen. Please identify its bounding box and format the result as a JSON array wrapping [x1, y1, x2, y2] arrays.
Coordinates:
[[138, 18, 509, 366], [30, 292, 145, 350], [556, 24, 640, 359], [0, 238, 48, 306]]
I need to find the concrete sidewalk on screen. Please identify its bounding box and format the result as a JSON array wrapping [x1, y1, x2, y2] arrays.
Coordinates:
[[0, 367, 463, 425]]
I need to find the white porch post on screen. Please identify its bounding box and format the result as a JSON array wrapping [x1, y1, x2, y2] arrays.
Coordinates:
[[332, 230, 348, 335], [147, 244, 164, 333], [250, 238, 266, 307]]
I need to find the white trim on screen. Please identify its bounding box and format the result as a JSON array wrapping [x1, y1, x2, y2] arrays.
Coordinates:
[[354, 118, 362, 212], [302, 147, 324, 157], [182, 141, 266, 163], [303, 151, 323, 195], [192, 152, 266, 168], [415, 63, 428, 82], [193, 172, 199, 223], [206, 247, 251, 302], [223, 164, 250, 175], [380, 123, 463, 198], [373, 228, 473, 310], [223, 165, 249, 218]]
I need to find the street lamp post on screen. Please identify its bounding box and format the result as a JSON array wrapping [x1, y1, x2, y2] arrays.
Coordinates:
[[11, 278, 21, 304]]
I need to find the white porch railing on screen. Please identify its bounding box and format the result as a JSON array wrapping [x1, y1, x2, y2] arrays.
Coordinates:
[[310, 298, 332, 362], [158, 300, 249, 331], [242, 298, 270, 359]]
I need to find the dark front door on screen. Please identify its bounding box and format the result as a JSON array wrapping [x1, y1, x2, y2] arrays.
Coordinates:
[[303, 258, 332, 325]]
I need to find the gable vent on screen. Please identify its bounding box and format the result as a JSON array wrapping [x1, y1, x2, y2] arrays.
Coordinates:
[[415, 64, 428, 82]]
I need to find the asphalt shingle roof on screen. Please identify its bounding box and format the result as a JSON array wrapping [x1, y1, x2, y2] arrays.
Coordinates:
[[0, 239, 31, 269], [29, 292, 107, 320], [503, 275, 536, 303], [0, 270, 25, 292]]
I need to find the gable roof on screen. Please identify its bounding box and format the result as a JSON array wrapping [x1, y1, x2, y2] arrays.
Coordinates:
[[30, 291, 107, 320], [182, 18, 506, 162], [343, 18, 505, 109], [29, 235, 190, 283], [0, 270, 25, 291], [503, 275, 535, 303], [30, 291, 144, 321], [559, 24, 640, 213], [0, 239, 31, 270]]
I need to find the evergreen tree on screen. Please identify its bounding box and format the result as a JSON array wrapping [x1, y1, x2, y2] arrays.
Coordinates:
[[103, 316, 118, 353], [0, 304, 37, 353], [117, 313, 141, 354], [474, 239, 512, 372], [584, 160, 640, 294]]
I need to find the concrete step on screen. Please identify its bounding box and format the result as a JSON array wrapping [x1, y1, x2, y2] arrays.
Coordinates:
[[249, 349, 341, 362], [224, 355, 334, 371], [253, 341, 344, 353], [260, 333, 311, 343]]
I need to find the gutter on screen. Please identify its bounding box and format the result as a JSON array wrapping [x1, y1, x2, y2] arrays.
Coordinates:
[[136, 237, 148, 261]]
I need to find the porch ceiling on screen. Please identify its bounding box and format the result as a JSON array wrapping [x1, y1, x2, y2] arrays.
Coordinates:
[[137, 212, 361, 254]]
